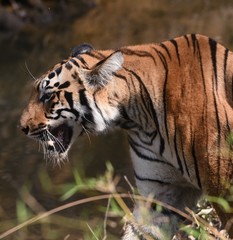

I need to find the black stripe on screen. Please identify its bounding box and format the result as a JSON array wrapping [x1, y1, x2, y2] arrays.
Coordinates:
[[160, 43, 172, 60], [127, 74, 139, 120], [196, 37, 207, 95], [173, 127, 184, 174], [184, 34, 190, 47], [126, 72, 149, 125], [153, 48, 169, 152], [121, 48, 157, 65], [70, 58, 80, 67], [71, 71, 78, 80], [134, 171, 171, 185], [58, 81, 70, 89], [113, 72, 127, 82], [191, 34, 197, 53], [93, 90, 108, 125], [119, 106, 131, 121], [144, 130, 158, 140], [62, 108, 79, 119], [76, 55, 89, 68], [65, 62, 73, 70], [212, 75, 221, 185], [128, 135, 156, 155], [170, 39, 181, 65], [64, 91, 73, 109], [45, 86, 53, 90], [54, 82, 59, 87], [48, 72, 55, 79], [133, 76, 150, 126], [124, 67, 165, 154], [223, 48, 229, 87], [131, 130, 157, 146], [191, 136, 202, 188], [117, 106, 138, 129], [78, 89, 94, 124], [129, 139, 174, 167], [209, 38, 218, 90], [79, 89, 89, 107], [86, 51, 106, 60], [180, 138, 190, 177], [45, 108, 79, 120], [195, 37, 211, 183], [124, 68, 152, 120], [55, 66, 62, 76], [196, 34, 210, 181], [50, 100, 59, 109], [56, 91, 61, 100], [212, 75, 221, 146], [159, 138, 165, 156], [196, 36, 210, 179]]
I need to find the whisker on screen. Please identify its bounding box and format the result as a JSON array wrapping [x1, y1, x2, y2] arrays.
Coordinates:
[[38, 140, 41, 153], [35, 128, 70, 166], [42, 132, 49, 163], [82, 115, 94, 125], [49, 135, 65, 153], [39, 139, 47, 163], [44, 131, 57, 166], [47, 131, 66, 153], [81, 124, 91, 144], [25, 61, 36, 81], [46, 130, 69, 164]]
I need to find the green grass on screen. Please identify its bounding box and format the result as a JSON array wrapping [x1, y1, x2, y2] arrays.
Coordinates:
[[0, 163, 232, 240]]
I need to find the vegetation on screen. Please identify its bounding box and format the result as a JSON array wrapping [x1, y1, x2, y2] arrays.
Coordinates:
[[0, 163, 232, 239], [1, 1, 233, 239]]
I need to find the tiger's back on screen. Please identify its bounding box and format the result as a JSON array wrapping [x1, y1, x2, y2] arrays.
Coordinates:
[[118, 34, 233, 193], [20, 34, 233, 239]]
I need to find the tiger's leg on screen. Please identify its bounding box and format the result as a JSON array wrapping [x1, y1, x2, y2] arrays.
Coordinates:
[[122, 183, 202, 240], [123, 208, 180, 240]]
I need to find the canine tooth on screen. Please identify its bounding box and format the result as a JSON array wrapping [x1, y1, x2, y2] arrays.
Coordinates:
[[48, 140, 54, 146]]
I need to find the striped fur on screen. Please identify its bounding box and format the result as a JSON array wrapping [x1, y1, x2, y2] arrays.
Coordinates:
[[20, 34, 233, 238]]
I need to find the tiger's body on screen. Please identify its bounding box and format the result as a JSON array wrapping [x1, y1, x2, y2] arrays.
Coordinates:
[[20, 34, 233, 239]]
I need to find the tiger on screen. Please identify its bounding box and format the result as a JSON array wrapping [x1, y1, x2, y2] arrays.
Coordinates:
[[19, 34, 233, 239]]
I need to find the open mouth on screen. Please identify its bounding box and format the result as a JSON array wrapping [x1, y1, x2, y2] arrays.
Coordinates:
[[48, 124, 73, 153]]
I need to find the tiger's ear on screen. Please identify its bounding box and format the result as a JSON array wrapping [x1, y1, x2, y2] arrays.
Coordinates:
[[83, 51, 123, 89], [71, 43, 94, 57]]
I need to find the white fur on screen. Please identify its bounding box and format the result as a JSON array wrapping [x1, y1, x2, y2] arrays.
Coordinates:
[[82, 51, 124, 89], [98, 51, 123, 86]]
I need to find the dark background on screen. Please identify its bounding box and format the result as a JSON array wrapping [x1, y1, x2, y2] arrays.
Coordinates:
[[1, 0, 233, 239]]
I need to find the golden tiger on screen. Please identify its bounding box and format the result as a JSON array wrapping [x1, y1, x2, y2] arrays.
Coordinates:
[[20, 34, 233, 239]]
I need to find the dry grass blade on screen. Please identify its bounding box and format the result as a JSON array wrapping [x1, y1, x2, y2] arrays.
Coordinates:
[[185, 207, 229, 240], [0, 193, 229, 240]]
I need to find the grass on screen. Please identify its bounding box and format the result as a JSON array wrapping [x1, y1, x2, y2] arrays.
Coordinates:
[[0, 163, 232, 240]]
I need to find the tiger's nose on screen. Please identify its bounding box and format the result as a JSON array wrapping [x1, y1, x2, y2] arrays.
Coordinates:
[[21, 126, 30, 135]]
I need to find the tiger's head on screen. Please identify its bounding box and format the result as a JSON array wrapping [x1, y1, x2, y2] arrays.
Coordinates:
[[20, 44, 124, 163]]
